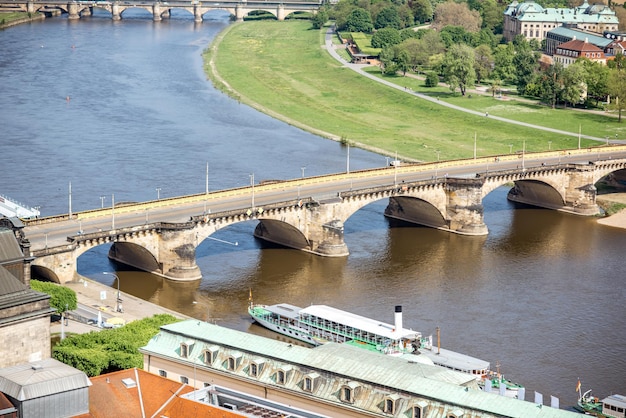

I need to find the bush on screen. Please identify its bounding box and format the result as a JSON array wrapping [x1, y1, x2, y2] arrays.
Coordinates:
[[31, 280, 77, 313], [52, 314, 179, 376], [424, 71, 439, 87]]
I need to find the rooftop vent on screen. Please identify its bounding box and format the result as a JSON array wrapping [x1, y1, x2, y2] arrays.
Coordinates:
[[122, 378, 137, 389], [31, 364, 43, 371]]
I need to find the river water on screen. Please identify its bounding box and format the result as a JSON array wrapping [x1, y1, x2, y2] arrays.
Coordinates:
[[1, 11, 624, 408]]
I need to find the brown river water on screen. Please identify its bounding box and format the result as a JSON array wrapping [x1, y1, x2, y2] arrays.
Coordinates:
[[0, 10, 624, 409]]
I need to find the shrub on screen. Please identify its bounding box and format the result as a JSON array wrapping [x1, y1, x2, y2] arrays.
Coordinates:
[[424, 71, 439, 87]]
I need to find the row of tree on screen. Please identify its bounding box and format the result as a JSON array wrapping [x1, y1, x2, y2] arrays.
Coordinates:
[[53, 314, 179, 376]]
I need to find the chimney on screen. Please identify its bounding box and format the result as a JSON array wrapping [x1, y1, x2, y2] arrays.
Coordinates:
[[394, 306, 403, 333]]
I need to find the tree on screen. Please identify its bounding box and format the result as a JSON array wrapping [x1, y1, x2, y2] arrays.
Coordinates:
[[536, 63, 564, 108], [474, 44, 493, 84], [410, 0, 433, 23], [371, 27, 402, 49], [492, 43, 516, 84], [442, 44, 476, 95], [608, 68, 626, 122], [375, 6, 402, 29], [477, 0, 503, 32], [439, 25, 474, 48], [311, 9, 328, 29], [513, 39, 538, 95], [577, 58, 609, 106], [31, 280, 77, 313], [432, 1, 482, 32], [345, 8, 373, 33], [562, 63, 586, 107]]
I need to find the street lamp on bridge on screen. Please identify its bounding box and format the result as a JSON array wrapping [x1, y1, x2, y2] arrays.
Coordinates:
[[103, 272, 123, 313], [156, 187, 161, 200]]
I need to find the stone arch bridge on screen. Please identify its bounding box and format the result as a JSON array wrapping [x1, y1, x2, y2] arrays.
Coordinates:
[[12, 0, 320, 22], [18, 155, 626, 284]]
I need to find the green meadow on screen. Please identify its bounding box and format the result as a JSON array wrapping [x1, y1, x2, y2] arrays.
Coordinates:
[[205, 20, 626, 162]]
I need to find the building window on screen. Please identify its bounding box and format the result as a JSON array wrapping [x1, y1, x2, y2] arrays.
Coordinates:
[[227, 357, 236, 371], [158, 370, 167, 378], [180, 376, 189, 384], [413, 406, 422, 418], [304, 377, 313, 392], [204, 350, 213, 364], [342, 386, 353, 403], [250, 363, 258, 377], [385, 398, 395, 414], [277, 370, 286, 385], [180, 343, 189, 358]]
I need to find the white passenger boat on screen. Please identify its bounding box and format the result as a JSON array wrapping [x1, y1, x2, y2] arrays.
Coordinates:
[[248, 294, 523, 398]]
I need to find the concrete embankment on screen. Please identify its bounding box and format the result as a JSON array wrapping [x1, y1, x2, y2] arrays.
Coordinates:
[[51, 276, 190, 336]]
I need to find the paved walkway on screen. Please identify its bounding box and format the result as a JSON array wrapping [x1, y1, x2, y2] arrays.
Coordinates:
[[323, 26, 619, 144], [51, 276, 189, 336]]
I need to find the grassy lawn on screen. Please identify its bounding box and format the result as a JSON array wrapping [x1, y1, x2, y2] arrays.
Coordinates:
[[205, 20, 623, 162]]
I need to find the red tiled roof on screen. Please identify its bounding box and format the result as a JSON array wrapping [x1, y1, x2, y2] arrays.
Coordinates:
[[557, 39, 604, 53], [78, 368, 244, 418]]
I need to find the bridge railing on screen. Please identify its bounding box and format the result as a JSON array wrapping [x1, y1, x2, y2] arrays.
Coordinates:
[[20, 144, 626, 226]]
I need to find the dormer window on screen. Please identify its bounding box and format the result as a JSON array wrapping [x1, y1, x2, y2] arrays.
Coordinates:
[[412, 401, 428, 418], [448, 410, 464, 418], [383, 394, 401, 414], [226, 352, 242, 371], [180, 340, 194, 358], [302, 372, 320, 392], [204, 346, 219, 365], [249, 359, 265, 378], [340, 381, 360, 404], [275, 365, 292, 385]]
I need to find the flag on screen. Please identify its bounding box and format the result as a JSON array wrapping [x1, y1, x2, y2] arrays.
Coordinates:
[[576, 379, 581, 393]]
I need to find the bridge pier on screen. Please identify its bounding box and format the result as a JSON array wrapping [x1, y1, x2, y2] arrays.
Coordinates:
[[108, 226, 202, 281], [276, 4, 285, 21], [152, 4, 162, 21], [235, 4, 244, 21], [112, 3, 121, 20], [252, 200, 349, 257], [194, 5, 203, 22], [507, 165, 601, 215], [67, 2, 80, 19], [385, 180, 488, 235]]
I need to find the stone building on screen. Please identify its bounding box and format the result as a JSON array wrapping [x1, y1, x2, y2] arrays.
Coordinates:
[[0, 219, 55, 369], [503, 0, 619, 42], [140, 320, 581, 418]]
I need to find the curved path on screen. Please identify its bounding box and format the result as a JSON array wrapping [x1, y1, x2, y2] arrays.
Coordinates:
[[323, 26, 615, 143]]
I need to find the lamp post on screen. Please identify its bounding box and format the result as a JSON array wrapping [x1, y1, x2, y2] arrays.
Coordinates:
[[509, 144, 513, 154], [156, 187, 161, 200], [548, 141, 552, 151], [435, 150, 440, 179], [250, 173, 255, 210], [100, 195, 106, 209], [301, 166, 306, 178], [103, 272, 123, 313]]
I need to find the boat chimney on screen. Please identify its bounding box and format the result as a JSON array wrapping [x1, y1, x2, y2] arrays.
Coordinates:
[[394, 306, 403, 333]]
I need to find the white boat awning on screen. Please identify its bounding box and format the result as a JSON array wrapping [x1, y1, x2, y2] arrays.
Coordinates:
[[299, 305, 420, 341]]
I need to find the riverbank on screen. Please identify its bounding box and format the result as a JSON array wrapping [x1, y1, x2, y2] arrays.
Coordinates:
[[597, 193, 626, 229], [0, 12, 44, 29], [204, 21, 624, 163], [51, 275, 190, 336]]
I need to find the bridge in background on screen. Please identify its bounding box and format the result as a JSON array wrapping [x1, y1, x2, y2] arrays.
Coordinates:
[[6, 146, 626, 283], [2, 0, 321, 21]]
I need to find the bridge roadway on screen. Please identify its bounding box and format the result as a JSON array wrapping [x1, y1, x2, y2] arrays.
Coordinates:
[[2, 0, 321, 21], [21, 146, 626, 253]]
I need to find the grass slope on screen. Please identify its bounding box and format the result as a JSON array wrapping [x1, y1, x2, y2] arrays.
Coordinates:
[[205, 21, 624, 162]]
